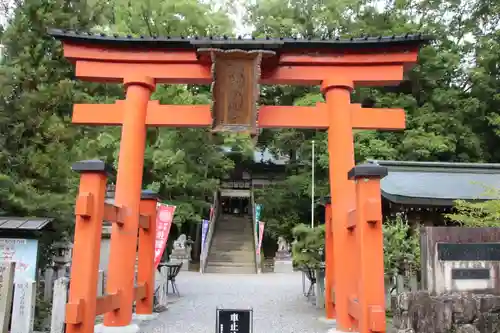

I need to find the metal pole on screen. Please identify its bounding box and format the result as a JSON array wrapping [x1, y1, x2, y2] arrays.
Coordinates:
[[311, 140, 315, 228]]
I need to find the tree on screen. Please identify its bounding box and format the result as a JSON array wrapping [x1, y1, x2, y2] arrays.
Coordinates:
[[446, 187, 500, 227], [0, 0, 112, 262], [248, 0, 500, 237]]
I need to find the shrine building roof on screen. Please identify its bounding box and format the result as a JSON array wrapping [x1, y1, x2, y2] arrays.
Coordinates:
[[48, 29, 431, 51], [368, 160, 500, 206]]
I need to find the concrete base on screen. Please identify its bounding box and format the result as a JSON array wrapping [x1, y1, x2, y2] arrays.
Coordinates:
[[273, 259, 294, 273], [170, 258, 190, 271], [132, 313, 159, 321], [95, 317, 166, 333], [94, 324, 140, 333], [318, 318, 360, 333]]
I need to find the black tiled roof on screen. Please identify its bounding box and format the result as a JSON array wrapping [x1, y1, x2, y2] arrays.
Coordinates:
[[48, 29, 432, 51], [369, 160, 500, 206]]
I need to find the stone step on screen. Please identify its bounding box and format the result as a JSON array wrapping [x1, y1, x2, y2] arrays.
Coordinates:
[[204, 266, 256, 274], [209, 248, 254, 253], [207, 261, 255, 266], [211, 242, 253, 246], [207, 249, 255, 255], [208, 250, 254, 255], [207, 258, 255, 264], [215, 226, 252, 232], [209, 249, 254, 254], [210, 239, 253, 244]]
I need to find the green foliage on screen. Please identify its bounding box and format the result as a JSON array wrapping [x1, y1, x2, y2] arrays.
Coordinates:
[[383, 214, 420, 277], [446, 187, 500, 227], [291, 224, 325, 269], [248, 0, 500, 240], [0, 0, 111, 266]]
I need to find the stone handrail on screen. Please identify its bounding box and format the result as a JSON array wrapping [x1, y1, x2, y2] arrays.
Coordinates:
[[200, 191, 219, 273]]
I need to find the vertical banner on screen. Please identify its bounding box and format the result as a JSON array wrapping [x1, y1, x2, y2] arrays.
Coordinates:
[[201, 219, 210, 254], [154, 204, 176, 268], [255, 204, 262, 222], [255, 204, 262, 240], [257, 221, 265, 255]]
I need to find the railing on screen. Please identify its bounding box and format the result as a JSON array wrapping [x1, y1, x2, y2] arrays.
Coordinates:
[[200, 191, 219, 273]]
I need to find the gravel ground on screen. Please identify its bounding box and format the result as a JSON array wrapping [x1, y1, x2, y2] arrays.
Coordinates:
[[155, 271, 335, 333]]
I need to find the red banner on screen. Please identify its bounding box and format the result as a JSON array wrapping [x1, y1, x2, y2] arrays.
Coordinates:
[[257, 221, 265, 255], [154, 204, 176, 268]]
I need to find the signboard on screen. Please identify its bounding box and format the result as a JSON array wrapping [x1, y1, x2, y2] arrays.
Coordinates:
[[154, 204, 176, 268], [437, 243, 500, 261], [0, 238, 38, 283], [452, 268, 490, 280], [216, 308, 253, 333], [201, 219, 210, 254]]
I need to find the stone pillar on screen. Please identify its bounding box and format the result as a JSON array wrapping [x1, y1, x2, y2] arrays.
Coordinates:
[[0, 262, 15, 333], [11, 279, 36, 333], [50, 277, 69, 333]]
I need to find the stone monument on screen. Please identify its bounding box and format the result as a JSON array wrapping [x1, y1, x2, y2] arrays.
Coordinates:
[[169, 234, 191, 271], [11, 278, 36, 333], [274, 236, 293, 273]]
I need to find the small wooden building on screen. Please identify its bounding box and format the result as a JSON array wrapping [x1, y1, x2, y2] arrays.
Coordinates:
[[368, 160, 500, 225]]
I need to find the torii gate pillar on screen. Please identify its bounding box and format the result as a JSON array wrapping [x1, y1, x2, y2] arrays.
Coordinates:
[[105, 76, 155, 326], [322, 78, 357, 329]]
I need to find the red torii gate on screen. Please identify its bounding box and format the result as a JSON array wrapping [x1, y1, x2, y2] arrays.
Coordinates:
[[50, 29, 429, 333]]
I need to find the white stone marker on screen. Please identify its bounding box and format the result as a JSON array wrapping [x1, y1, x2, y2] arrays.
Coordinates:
[[97, 270, 104, 296], [50, 277, 69, 333], [0, 262, 16, 333], [10, 279, 36, 333]]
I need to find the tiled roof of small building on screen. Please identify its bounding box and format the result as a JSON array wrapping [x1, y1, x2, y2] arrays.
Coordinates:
[[48, 29, 432, 51], [369, 160, 500, 206], [0, 217, 53, 230]]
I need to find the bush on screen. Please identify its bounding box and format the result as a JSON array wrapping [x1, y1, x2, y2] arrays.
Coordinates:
[[291, 223, 325, 269], [383, 213, 420, 278], [446, 187, 500, 227]]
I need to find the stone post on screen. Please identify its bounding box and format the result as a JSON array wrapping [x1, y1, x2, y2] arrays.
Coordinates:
[[11, 279, 36, 333], [50, 277, 69, 333], [0, 262, 15, 333]]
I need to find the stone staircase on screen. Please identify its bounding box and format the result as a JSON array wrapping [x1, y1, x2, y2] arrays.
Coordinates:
[[205, 214, 257, 274]]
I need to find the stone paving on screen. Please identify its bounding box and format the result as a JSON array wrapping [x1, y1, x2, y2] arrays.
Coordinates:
[[155, 271, 335, 333]]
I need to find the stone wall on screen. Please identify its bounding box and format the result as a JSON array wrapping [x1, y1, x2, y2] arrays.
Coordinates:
[[392, 291, 500, 333]]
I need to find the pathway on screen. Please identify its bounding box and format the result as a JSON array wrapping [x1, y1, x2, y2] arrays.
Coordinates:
[[155, 271, 335, 333]]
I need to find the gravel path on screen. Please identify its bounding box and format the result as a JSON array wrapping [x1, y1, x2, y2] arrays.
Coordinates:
[[156, 271, 334, 333]]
